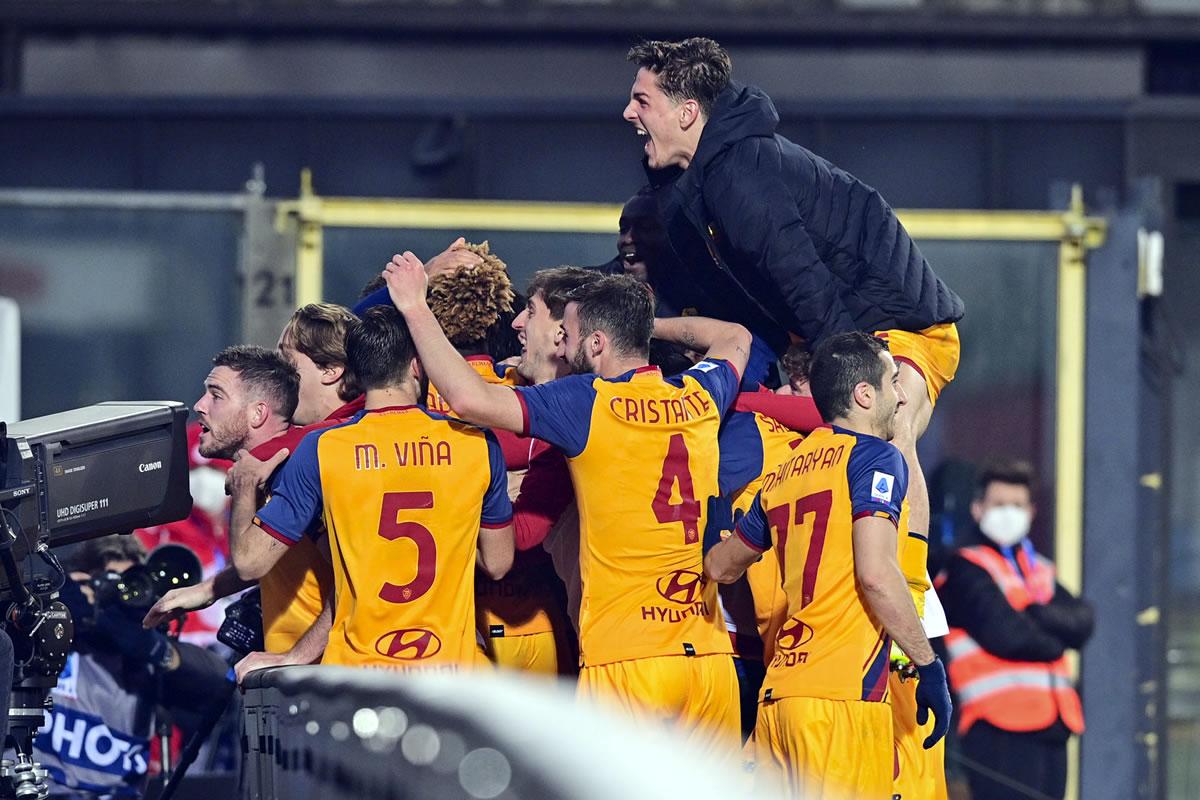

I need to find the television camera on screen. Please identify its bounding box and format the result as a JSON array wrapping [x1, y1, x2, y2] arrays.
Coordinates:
[[0, 402, 192, 799]]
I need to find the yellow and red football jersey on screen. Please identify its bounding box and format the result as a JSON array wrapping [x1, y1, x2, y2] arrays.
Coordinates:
[[426, 355, 517, 415], [718, 409, 803, 662], [251, 397, 364, 653], [514, 360, 740, 667], [735, 425, 909, 703], [427, 355, 563, 652], [258, 538, 332, 654], [255, 405, 512, 670]]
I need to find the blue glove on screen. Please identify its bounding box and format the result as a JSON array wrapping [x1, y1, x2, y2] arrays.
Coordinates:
[[914, 656, 952, 749], [703, 496, 735, 555]]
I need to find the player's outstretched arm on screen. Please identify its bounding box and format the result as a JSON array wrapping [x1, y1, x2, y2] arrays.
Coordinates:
[[477, 523, 515, 580], [653, 316, 752, 379], [853, 515, 952, 748], [384, 251, 525, 433], [142, 566, 256, 629]]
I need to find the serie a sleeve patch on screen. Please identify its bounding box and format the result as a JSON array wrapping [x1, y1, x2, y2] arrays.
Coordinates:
[[870, 471, 895, 504]]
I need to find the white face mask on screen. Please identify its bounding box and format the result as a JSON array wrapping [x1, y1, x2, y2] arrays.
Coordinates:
[[979, 505, 1031, 548], [189, 466, 229, 517]]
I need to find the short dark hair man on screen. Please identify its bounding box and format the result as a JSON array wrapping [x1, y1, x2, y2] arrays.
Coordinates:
[[192, 345, 298, 461], [147, 323, 364, 664], [704, 331, 951, 798]]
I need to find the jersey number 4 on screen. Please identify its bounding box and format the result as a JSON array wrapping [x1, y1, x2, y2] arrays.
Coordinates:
[[377, 491, 436, 604], [652, 433, 701, 544], [767, 489, 833, 609]]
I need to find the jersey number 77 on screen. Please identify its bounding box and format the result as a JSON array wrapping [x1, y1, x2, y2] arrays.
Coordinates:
[[767, 489, 833, 609]]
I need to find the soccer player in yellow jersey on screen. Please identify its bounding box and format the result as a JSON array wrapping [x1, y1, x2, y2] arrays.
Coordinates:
[[146, 307, 363, 669], [421, 254, 577, 676], [223, 306, 516, 670], [705, 331, 952, 799], [712, 408, 799, 738], [383, 252, 750, 760]]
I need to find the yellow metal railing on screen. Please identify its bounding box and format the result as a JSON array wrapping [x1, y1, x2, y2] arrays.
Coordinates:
[[275, 172, 1107, 800]]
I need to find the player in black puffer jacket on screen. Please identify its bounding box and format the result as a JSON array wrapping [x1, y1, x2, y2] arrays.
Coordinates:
[[626, 41, 963, 367]]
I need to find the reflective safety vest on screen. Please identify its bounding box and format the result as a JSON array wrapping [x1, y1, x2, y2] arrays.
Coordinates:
[[944, 545, 1084, 735]]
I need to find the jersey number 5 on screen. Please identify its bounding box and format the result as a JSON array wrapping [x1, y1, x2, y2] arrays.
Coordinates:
[[767, 489, 832, 609], [377, 491, 436, 603], [652, 433, 701, 544]]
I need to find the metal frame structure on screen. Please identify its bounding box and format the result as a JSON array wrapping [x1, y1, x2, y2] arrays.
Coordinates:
[[273, 175, 1108, 798], [275, 174, 1104, 588]]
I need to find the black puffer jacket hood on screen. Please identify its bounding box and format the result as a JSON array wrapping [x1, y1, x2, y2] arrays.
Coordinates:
[[692, 83, 780, 172]]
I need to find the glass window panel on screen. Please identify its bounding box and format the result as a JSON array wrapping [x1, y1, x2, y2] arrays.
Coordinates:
[[0, 206, 241, 419], [914, 240, 1060, 556]]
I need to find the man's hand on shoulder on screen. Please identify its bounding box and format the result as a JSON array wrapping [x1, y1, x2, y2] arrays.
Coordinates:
[[227, 448, 289, 496], [384, 251, 430, 313]]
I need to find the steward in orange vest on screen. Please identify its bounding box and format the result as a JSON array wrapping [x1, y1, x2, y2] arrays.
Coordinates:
[[937, 461, 1093, 800], [944, 544, 1084, 736]]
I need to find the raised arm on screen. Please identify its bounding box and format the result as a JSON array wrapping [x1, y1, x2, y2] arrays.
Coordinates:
[[653, 315, 752, 379], [384, 252, 525, 432]]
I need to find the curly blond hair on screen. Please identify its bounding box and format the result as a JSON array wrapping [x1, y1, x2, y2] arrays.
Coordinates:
[[426, 241, 515, 348]]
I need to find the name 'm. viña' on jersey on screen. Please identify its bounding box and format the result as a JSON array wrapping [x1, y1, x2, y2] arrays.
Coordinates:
[[254, 406, 512, 670], [513, 360, 740, 667]]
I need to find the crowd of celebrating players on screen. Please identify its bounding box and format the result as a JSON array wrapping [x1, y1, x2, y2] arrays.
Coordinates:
[[142, 36, 965, 800]]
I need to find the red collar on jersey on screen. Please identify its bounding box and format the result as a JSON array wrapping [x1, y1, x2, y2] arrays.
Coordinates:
[[366, 404, 422, 414]]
